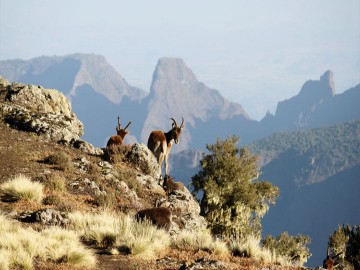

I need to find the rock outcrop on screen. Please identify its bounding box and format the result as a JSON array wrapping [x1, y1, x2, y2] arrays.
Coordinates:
[[0, 76, 102, 156], [0, 77, 83, 144]]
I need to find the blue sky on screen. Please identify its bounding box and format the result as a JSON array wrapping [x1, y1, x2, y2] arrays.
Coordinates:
[[0, 0, 359, 119]]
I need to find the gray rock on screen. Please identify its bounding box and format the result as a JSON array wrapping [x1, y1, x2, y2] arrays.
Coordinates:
[[126, 143, 161, 179], [0, 80, 83, 144], [159, 187, 207, 234], [33, 208, 69, 226]]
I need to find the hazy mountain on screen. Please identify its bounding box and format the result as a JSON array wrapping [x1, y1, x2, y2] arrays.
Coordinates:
[[250, 120, 360, 266], [141, 58, 251, 152], [260, 70, 360, 133], [1, 54, 360, 267], [0, 54, 147, 103], [0, 55, 255, 150]]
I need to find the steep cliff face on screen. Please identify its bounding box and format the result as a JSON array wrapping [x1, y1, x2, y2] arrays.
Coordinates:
[[262, 70, 337, 131]]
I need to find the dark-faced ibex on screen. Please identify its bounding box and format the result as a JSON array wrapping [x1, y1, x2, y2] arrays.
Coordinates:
[[147, 117, 184, 176], [135, 207, 172, 231], [106, 116, 131, 148]]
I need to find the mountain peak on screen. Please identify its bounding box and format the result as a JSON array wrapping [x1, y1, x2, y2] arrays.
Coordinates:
[[144, 57, 249, 151], [150, 57, 197, 93], [320, 70, 335, 95], [299, 70, 336, 98]]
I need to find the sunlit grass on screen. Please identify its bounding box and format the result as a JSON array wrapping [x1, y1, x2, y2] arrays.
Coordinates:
[[0, 215, 97, 270], [0, 174, 44, 203], [68, 210, 170, 259], [229, 235, 290, 265], [172, 229, 230, 258]]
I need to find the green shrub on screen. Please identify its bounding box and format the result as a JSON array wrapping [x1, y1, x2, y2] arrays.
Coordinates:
[[262, 232, 311, 266], [191, 135, 279, 239], [0, 174, 44, 203], [329, 225, 360, 269]]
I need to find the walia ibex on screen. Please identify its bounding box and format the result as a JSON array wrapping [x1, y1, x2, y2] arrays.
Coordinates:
[[135, 207, 172, 231], [106, 116, 131, 148], [147, 117, 184, 176], [163, 175, 185, 195]]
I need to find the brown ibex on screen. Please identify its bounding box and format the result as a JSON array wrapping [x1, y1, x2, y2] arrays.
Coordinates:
[[147, 117, 184, 176], [163, 175, 185, 195], [106, 116, 131, 148], [135, 207, 172, 231]]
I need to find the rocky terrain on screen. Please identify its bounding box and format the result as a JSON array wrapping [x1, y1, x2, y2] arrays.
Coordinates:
[[0, 77, 309, 269]]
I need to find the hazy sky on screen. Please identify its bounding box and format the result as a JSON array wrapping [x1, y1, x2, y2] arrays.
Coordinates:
[[0, 0, 359, 119]]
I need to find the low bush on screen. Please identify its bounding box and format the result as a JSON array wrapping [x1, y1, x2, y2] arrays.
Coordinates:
[[46, 173, 67, 192], [44, 152, 71, 171], [262, 232, 311, 266]]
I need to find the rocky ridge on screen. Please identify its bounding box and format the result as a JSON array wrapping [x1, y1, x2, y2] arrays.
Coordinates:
[[0, 76, 206, 235]]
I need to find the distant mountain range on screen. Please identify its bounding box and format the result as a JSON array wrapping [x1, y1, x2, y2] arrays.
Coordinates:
[[1, 53, 360, 267], [250, 120, 360, 266], [1, 54, 359, 152]]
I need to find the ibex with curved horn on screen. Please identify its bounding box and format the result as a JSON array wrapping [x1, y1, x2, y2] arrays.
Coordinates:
[[106, 116, 131, 148], [147, 117, 184, 176]]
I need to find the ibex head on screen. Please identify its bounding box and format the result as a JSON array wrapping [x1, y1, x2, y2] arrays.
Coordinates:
[[170, 117, 184, 144], [115, 116, 132, 138], [106, 116, 132, 148]]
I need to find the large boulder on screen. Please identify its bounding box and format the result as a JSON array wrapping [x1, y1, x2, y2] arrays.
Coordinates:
[[0, 77, 83, 144], [126, 143, 161, 179], [159, 188, 207, 234]]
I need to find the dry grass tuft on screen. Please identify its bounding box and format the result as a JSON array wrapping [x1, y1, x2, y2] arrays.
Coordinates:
[[68, 210, 170, 259], [172, 229, 230, 258], [229, 236, 290, 265], [45, 173, 67, 192], [0, 174, 44, 203], [0, 214, 97, 270]]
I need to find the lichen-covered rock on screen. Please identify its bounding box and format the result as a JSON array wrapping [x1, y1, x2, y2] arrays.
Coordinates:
[[33, 208, 69, 226], [73, 140, 103, 155], [0, 78, 83, 144], [126, 143, 161, 179]]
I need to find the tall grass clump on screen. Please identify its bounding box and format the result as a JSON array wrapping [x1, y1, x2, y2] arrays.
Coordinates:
[[44, 152, 71, 171], [0, 174, 44, 203], [126, 219, 170, 259], [0, 215, 96, 270], [172, 229, 229, 257], [229, 236, 283, 264], [41, 227, 96, 266], [68, 210, 170, 259], [46, 173, 67, 192]]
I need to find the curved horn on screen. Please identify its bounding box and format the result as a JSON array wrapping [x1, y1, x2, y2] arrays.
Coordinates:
[[180, 117, 184, 129], [170, 118, 177, 128], [124, 121, 132, 131], [117, 116, 121, 128]]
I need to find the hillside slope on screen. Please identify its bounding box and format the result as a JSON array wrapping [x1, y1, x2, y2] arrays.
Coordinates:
[[0, 77, 306, 270]]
